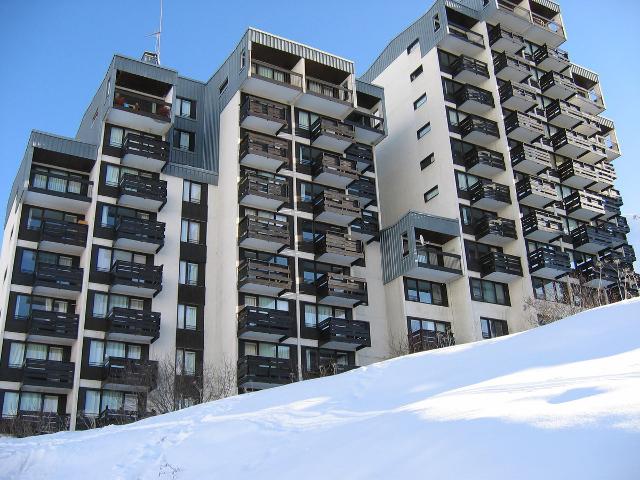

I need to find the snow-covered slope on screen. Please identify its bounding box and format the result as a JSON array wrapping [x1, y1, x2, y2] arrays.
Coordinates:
[[2, 300, 640, 480]]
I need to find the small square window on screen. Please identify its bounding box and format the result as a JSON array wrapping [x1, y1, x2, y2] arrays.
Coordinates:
[[413, 93, 427, 110], [407, 39, 419, 55], [424, 186, 439, 202], [420, 154, 434, 170], [410, 65, 423, 82], [417, 122, 431, 139], [219, 78, 229, 95], [433, 14, 441, 32]]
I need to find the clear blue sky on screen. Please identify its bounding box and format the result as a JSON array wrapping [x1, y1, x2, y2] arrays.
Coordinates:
[[0, 0, 638, 249]]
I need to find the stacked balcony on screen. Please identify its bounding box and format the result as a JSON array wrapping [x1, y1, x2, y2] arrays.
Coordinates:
[[110, 260, 163, 297], [488, 24, 526, 54], [413, 247, 463, 283], [347, 176, 377, 208], [510, 143, 552, 175], [316, 272, 367, 307], [106, 308, 161, 344], [452, 56, 490, 86], [455, 84, 495, 115], [440, 24, 485, 57], [580, 137, 608, 164], [102, 357, 158, 392], [313, 190, 361, 227], [564, 190, 605, 221], [552, 129, 593, 159], [238, 172, 289, 211], [237, 258, 292, 296], [526, 3, 566, 48], [237, 355, 292, 390], [522, 210, 564, 242], [27, 170, 93, 215], [239, 132, 290, 173], [350, 209, 379, 242], [114, 216, 165, 254], [344, 110, 385, 145], [499, 81, 538, 112], [318, 318, 371, 351], [465, 147, 505, 177], [310, 118, 355, 153], [474, 216, 517, 246], [573, 113, 600, 137], [300, 76, 354, 119], [312, 152, 358, 189], [569, 85, 605, 116], [493, 51, 531, 83], [545, 100, 582, 129], [516, 176, 558, 208], [607, 244, 636, 266], [33, 263, 83, 300], [504, 111, 545, 143], [576, 259, 618, 288], [571, 225, 613, 255], [118, 174, 167, 211], [600, 221, 628, 248], [540, 71, 576, 100], [314, 230, 364, 266], [121, 133, 169, 173], [528, 247, 572, 280], [21, 359, 75, 393], [492, 0, 534, 34], [110, 88, 172, 136], [237, 305, 294, 343], [470, 181, 511, 210], [244, 59, 303, 104], [26, 310, 79, 345], [600, 135, 621, 161], [38, 219, 88, 256], [240, 95, 289, 136], [479, 251, 523, 282], [534, 44, 570, 73], [409, 329, 456, 353], [601, 194, 621, 220], [345, 143, 375, 174], [558, 160, 613, 191], [238, 215, 290, 253], [459, 115, 500, 146]]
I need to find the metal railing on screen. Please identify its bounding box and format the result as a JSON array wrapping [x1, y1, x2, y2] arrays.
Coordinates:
[[415, 247, 462, 272], [250, 59, 303, 89], [306, 76, 352, 103], [113, 88, 171, 121]]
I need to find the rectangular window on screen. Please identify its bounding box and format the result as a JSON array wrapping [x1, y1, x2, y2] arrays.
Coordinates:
[[480, 317, 509, 339], [417, 122, 431, 139], [407, 38, 419, 55], [176, 349, 197, 376], [183, 180, 202, 204], [413, 93, 427, 110], [424, 186, 439, 202], [177, 304, 198, 330], [219, 78, 229, 95], [176, 98, 194, 118], [433, 13, 440, 32], [109, 126, 124, 147], [420, 154, 434, 170], [20, 250, 37, 274], [470, 278, 510, 306], [404, 278, 447, 306], [180, 219, 201, 244], [179, 261, 199, 286], [84, 390, 101, 416], [410, 65, 423, 82], [2, 392, 19, 417], [174, 130, 195, 152]]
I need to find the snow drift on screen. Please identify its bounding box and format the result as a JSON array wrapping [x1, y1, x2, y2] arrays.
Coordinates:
[[1, 300, 640, 480]]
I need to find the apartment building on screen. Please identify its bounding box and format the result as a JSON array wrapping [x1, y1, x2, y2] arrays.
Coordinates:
[[362, 0, 636, 350], [0, 0, 636, 437]]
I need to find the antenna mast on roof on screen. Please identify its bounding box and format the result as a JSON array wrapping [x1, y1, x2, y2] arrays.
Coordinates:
[[151, 0, 163, 64]]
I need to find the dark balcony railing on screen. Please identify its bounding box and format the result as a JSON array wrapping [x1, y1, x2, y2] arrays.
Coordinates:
[[516, 176, 558, 202], [122, 133, 169, 162], [306, 76, 352, 104], [316, 272, 367, 305], [409, 329, 456, 353], [318, 318, 371, 350], [312, 153, 358, 181], [552, 129, 593, 154], [456, 84, 495, 109], [113, 88, 171, 121], [313, 190, 361, 220], [238, 258, 292, 293], [499, 81, 537, 106], [238, 172, 290, 205], [488, 24, 525, 50], [238, 215, 290, 248], [480, 251, 523, 278], [103, 357, 158, 390], [558, 159, 600, 185], [237, 305, 294, 340], [237, 355, 293, 387], [6, 411, 70, 435], [240, 94, 288, 126], [416, 247, 463, 273], [34, 263, 83, 292], [345, 110, 385, 132], [522, 210, 564, 238], [29, 170, 92, 201], [571, 225, 612, 252], [40, 219, 88, 247], [22, 359, 75, 390], [504, 111, 545, 138], [115, 216, 166, 250], [528, 248, 572, 276], [106, 307, 161, 341], [27, 310, 79, 340], [469, 181, 511, 206], [539, 71, 575, 96], [311, 117, 356, 143], [446, 24, 484, 48], [348, 177, 377, 205], [465, 147, 505, 172], [251, 60, 303, 89], [459, 115, 500, 139], [545, 99, 582, 125], [110, 260, 163, 294], [451, 55, 490, 80], [314, 231, 364, 261], [303, 363, 358, 379], [493, 51, 531, 79], [510, 143, 552, 171], [345, 143, 374, 172], [576, 259, 618, 286], [474, 217, 517, 242], [533, 44, 570, 68], [119, 173, 168, 207], [240, 132, 290, 166], [563, 190, 606, 218], [350, 210, 379, 239]]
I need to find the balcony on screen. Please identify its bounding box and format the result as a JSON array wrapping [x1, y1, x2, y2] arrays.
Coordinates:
[[237, 305, 293, 342], [451, 55, 490, 86], [493, 0, 534, 33], [474, 216, 517, 246], [522, 210, 564, 242], [303, 363, 358, 380], [21, 359, 75, 393], [488, 24, 526, 54], [459, 115, 500, 146], [310, 118, 355, 153], [102, 357, 158, 392], [26, 170, 92, 215], [239, 132, 290, 173], [350, 209, 379, 242], [238, 172, 289, 211], [600, 221, 628, 248], [345, 143, 375, 173], [479, 252, 523, 283], [563, 190, 605, 221], [240, 95, 289, 136], [244, 59, 303, 104], [600, 136, 621, 161], [540, 71, 576, 100], [318, 318, 371, 351], [470, 181, 511, 210], [580, 137, 608, 164], [38, 219, 88, 256], [237, 355, 292, 390], [493, 51, 531, 83], [528, 248, 572, 280], [455, 84, 495, 115], [534, 44, 570, 73], [409, 329, 456, 353], [504, 111, 545, 143], [551, 129, 592, 159], [238, 215, 290, 253], [573, 113, 600, 137], [558, 160, 602, 190], [5, 412, 70, 435], [110, 260, 163, 297], [545, 99, 582, 129], [601, 194, 621, 220], [26, 310, 79, 345], [569, 85, 605, 116], [410, 247, 463, 283], [109, 88, 172, 135], [313, 190, 361, 227], [347, 176, 377, 208], [571, 225, 612, 255], [499, 81, 538, 112], [106, 307, 161, 344], [312, 152, 358, 189], [114, 216, 165, 254], [345, 110, 385, 145], [118, 174, 167, 211], [298, 76, 354, 120], [516, 176, 559, 208], [439, 23, 485, 57], [237, 258, 292, 296], [315, 272, 367, 307], [526, 7, 566, 46], [465, 147, 505, 177], [33, 263, 83, 300], [314, 231, 364, 266], [121, 133, 169, 173], [576, 260, 618, 289], [510, 143, 552, 175], [605, 244, 636, 266]]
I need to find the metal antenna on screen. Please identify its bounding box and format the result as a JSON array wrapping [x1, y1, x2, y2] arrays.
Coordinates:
[[151, 0, 163, 64]]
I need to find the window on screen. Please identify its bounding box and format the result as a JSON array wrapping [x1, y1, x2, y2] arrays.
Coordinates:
[[417, 122, 431, 139], [96, 248, 145, 271], [456, 171, 480, 192], [409, 317, 450, 334], [410, 65, 423, 82], [297, 110, 320, 132], [8, 342, 63, 368], [407, 38, 419, 55], [176, 349, 197, 376], [240, 48, 246, 69], [219, 78, 229, 95], [242, 342, 289, 359], [20, 250, 37, 274], [465, 240, 501, 272], [180, 219, 201, 244], [174, 130, 195, 152], [433, 13, 441, 32], [179, 261, 199, 286], [532, 278, 568, 303], [2, 392, 19, 417], [243, 295, 289, 311], [302, 303, 346, 328], [404, 278, 447, 306], [89, 339, 139, 365], [109, 126, 124, 147], [177, 304, 198, 330], [413, 93, 427, 110], [420, 154, 434, 170], [183, 180, 202, 204], [480, 317, 509, 339], [176, 98, 194, 118], [424, 186, 439, 202], [470, 278, 510, 305], [401, 232, 410, 257]]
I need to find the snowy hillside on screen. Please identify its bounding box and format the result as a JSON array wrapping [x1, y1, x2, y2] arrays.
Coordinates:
[[1, 300, 640, 480]]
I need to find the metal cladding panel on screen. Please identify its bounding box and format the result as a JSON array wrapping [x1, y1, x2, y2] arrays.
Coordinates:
[[249, 28, 354, 73], [595, 116, 615, 131], [113, 55, 178, 85], [571, 64, 599, 83], [444, 0, 484, 18], [530, 0, 561, 13], [355, 79, 388, 137], [163, 163, 218, 185], [30, 131, 97, 161]]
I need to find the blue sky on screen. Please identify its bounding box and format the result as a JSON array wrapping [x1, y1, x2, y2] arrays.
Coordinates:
[[0, 0, 638, 249]]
